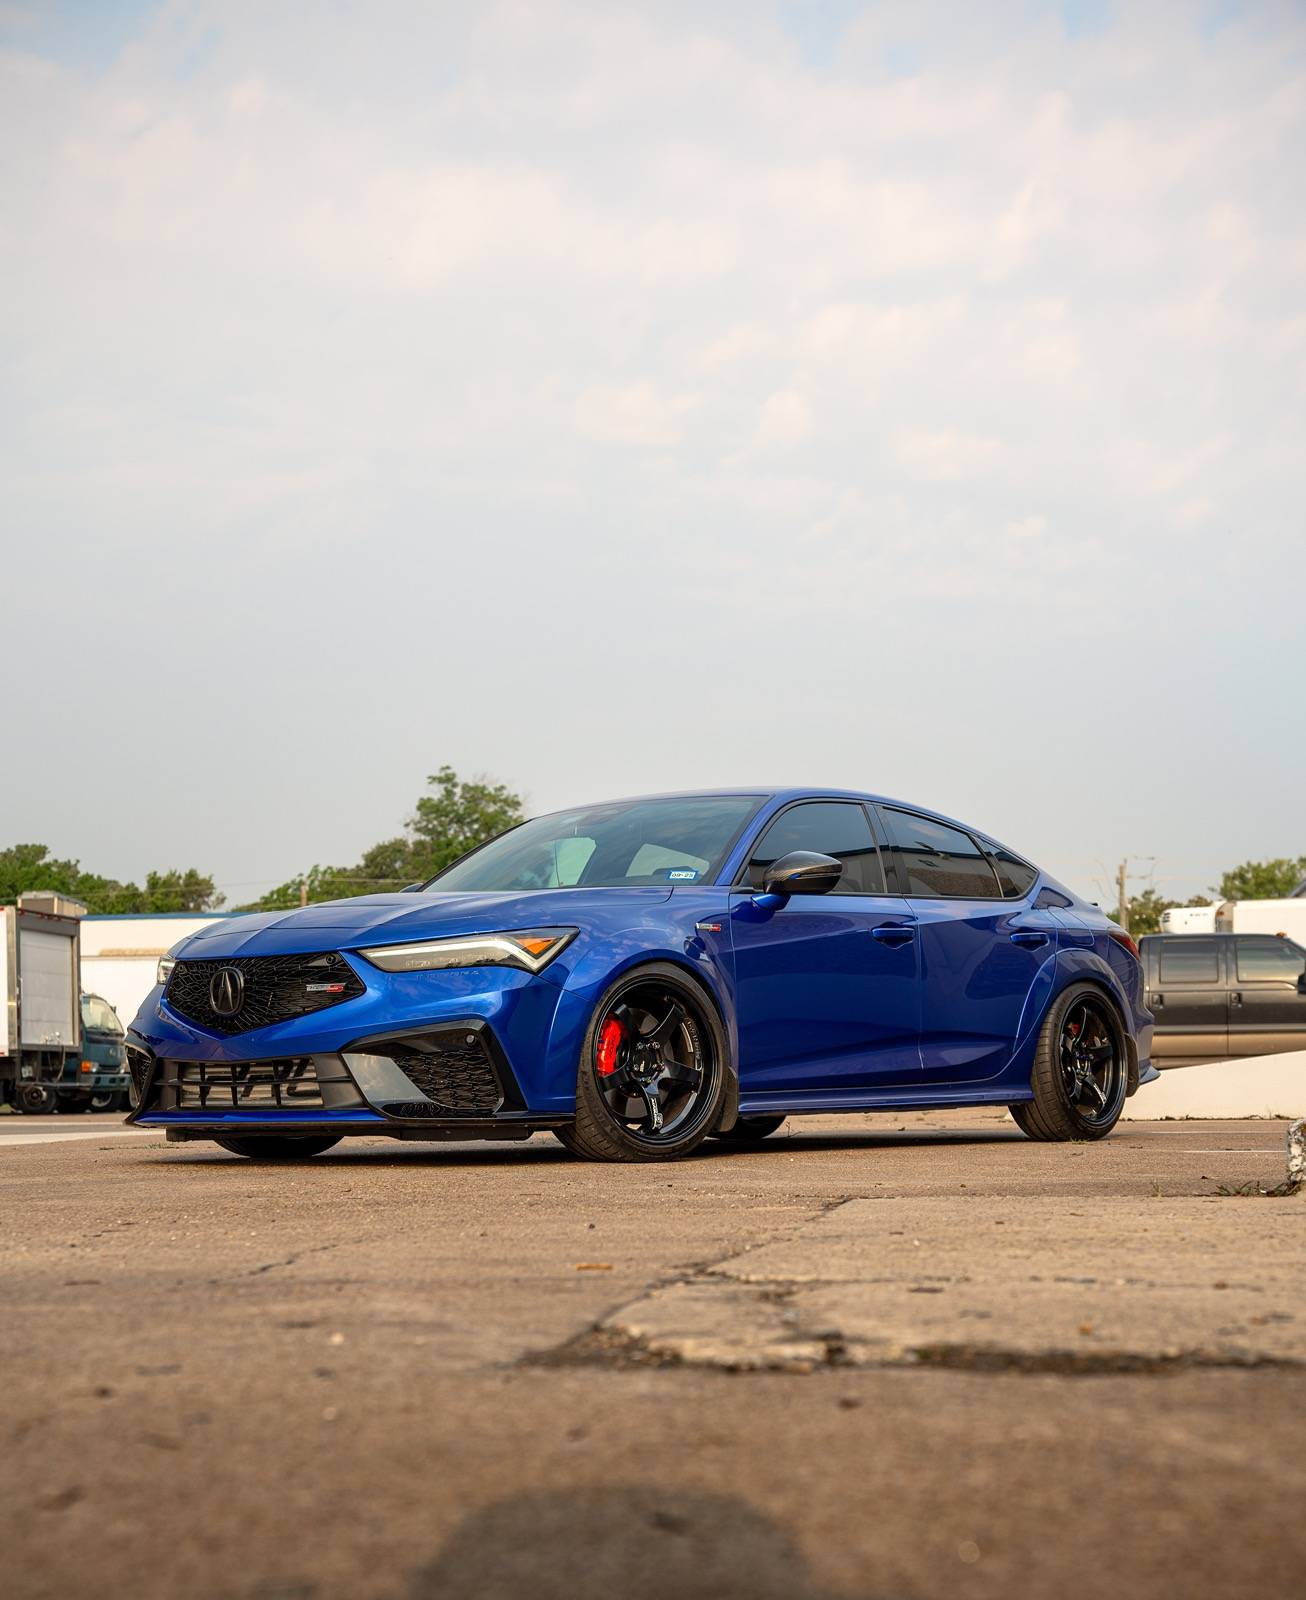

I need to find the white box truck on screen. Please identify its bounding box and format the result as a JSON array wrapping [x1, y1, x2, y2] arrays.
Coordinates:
[[1, 892, 85, 1113], [1215, 898, 1306, 942]]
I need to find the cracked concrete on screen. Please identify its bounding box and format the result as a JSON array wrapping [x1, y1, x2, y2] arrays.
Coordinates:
[[581, 1195, 1306, 1371]]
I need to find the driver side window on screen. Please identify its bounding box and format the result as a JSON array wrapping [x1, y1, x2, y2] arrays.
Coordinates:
[[744, 802, 885, 894]]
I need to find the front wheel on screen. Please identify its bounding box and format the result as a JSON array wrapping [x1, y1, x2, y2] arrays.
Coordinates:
[[1010, 984, 1128, 1142], [213, 1136, 342, 1160], [566, 964, 728, 1162]]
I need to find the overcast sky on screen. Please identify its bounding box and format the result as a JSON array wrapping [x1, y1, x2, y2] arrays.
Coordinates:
[[1, 0, 1303, 908]]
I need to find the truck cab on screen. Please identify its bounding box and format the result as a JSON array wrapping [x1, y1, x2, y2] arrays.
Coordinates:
[[54, 993, 130, 1113], [1139, 932, 1306, 1065]]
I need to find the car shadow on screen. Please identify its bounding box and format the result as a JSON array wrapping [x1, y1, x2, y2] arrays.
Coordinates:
[[408, 1485, 852, 1600], [142, 1120, 1025, 1170]]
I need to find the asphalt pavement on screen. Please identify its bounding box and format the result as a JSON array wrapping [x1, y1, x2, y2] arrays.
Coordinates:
[[2, 1109, 1302, 1600]]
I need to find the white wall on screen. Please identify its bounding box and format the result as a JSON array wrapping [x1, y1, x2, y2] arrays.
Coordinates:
[[80, 914, 237, 1033], [1124, 1052, 1306, 1120]]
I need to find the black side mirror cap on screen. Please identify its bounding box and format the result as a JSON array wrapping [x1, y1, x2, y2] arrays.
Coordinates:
[[761, 851, 843, 898]]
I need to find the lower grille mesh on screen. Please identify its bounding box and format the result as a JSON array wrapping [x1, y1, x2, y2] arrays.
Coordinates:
[[390, 1037, 502, 1116]]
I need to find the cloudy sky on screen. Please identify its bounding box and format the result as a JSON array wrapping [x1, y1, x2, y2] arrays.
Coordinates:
[[2, 0, 1304, 907]]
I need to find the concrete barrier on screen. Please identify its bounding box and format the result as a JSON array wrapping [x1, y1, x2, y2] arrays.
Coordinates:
[[1123, 1051, 1306, 1120]]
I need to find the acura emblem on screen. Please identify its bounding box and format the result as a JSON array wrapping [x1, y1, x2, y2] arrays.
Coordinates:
[[209, 966, 245, 1017]]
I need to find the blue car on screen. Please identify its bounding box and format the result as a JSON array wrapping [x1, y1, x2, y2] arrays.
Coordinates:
[[125, 789, 1155, 1162]]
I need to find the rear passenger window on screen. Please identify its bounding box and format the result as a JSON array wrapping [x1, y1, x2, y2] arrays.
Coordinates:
[[1158, 940, 1220, 983], [879, 809, 1001, 898], [1236, 940, 1306, 981], [744, 802, 885, 894], [984, 844, 1038, 899]]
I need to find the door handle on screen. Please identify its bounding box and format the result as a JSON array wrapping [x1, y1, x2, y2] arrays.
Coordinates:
[[1229, 991, 1242, 1007], [1009, 931, 1049, 948], [1150, 993, 1164, 1008], [871, 925, 915, 946]]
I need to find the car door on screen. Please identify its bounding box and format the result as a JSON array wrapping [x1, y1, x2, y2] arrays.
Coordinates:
[[1228, 936, 1306, 1056], [875, 806, 1059, 1086], [728, 800, 920, 1100], [1146, 936, 1228, 1061]]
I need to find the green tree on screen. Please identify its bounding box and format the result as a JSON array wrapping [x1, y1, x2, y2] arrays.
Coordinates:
[[1212, 857, 1306, 902], [252, 767, 525, 909], [0, 844, 222, 913]]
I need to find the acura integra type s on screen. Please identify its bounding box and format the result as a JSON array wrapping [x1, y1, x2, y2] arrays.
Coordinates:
[[126, 790, 1156, 1162]]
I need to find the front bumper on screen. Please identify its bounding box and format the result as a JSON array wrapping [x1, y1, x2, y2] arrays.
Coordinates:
[[127, 1016, 568, 1142]]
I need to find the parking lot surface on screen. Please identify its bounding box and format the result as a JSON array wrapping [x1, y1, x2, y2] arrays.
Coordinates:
[[2, 1110, 1302, 1600]]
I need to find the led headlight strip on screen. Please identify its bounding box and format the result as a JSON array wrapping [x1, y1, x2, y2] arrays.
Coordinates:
[[357, 927, 577, 975]]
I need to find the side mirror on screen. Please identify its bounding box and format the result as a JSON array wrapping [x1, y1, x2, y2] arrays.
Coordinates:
[[761, 851, 843, 898]]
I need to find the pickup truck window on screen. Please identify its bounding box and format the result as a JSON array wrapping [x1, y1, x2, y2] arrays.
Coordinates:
[[1159, 939, 1219, 983], [1236, 939, 1306, 981]]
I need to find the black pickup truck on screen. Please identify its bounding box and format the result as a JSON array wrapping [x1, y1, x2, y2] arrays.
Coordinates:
[[1139, 933, 1306, 1065]]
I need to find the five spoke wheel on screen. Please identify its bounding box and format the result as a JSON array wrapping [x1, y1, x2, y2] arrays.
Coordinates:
[[562, 964, 727, 1161], [592, 985, 709, 1141], [1058, 997, 1122, 1128]]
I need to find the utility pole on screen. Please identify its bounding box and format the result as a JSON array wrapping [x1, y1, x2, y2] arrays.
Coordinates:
[[1117, 860, 1130, 932]]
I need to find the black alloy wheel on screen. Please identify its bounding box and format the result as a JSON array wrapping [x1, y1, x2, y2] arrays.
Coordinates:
[[1010, 984, 1127, 1142], [564, 964, 727, 1162]]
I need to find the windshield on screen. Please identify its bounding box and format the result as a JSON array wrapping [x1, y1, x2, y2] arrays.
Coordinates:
[[426, 795, 764, 893], [81, 995, 123, 1036]]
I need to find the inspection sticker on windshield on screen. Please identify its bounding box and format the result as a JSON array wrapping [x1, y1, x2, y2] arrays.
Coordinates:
[[668, 869, 698, 880]]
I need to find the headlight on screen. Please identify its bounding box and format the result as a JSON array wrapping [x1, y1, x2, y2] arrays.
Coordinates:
[[357, 927, 577, 975], [157, 956, 177, 986]]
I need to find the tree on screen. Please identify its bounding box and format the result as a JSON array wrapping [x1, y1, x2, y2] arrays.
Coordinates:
[[251, 767, 525, 909], [0, 844, 222, 913], [1212, 857, 1306, 902]]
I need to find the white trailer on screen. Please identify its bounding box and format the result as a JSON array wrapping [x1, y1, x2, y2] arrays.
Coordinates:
[[1158, 904, 1219, 934], [1215, 898, 1306, 942], [1, 892, 85, 1113]]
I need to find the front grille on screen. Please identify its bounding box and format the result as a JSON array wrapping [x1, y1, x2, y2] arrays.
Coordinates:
[[165, 952, 365, 1036], [162, 1057, 325, 1110], [390, 1036, 503, 1116]]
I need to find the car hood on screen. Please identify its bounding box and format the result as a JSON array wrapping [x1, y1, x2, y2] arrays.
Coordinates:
[[171, 889, 674, 959]]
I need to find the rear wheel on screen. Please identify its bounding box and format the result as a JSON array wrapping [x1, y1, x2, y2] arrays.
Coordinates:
[[565, 965, 727, 1162], [213, 1135, 342, 1159], [711, 1114, 786, 1144], [13, 1083, 57, 1114], [1010, 985, 1127, 1142]]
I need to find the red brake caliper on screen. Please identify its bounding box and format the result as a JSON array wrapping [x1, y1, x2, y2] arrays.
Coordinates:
[[596, 1018, 625, 1077]]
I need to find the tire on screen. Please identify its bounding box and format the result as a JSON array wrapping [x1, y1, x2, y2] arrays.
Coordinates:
[[90, 1091, 126, 1113], [59, 1093, 93, 1113], [213, 1135, 342, 1159], [14, 1083, 57, 1114], [1010, 983, 1128, 1142], [565, 963, 728, 1163], [711, 1114, 786, 1143]]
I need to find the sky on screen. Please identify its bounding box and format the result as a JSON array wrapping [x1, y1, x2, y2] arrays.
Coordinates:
[[1, 0, 1304, 909]]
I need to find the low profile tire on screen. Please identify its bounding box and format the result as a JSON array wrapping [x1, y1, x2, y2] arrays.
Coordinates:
[[14, 1083, 57, 1114], [566, 963, 728, 1163], [213, 1136, 342, 1160], [1010, 983, 1128, 1142], [711, 1114, 786, 1144]]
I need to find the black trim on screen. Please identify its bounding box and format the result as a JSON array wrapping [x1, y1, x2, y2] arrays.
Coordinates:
[[731, 797, 895, 898]]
